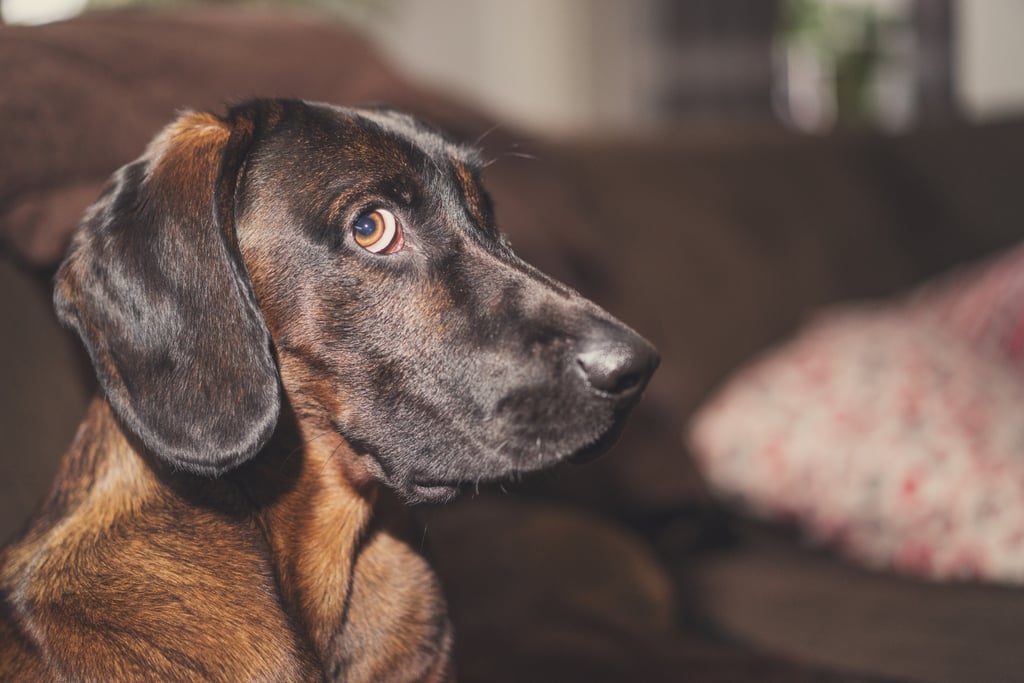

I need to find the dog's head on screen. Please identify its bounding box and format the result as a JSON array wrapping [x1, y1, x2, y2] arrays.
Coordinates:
[[55, 99, 657, 503]]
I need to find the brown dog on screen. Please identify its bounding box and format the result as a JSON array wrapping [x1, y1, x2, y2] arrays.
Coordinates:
[[0, 99, 657, 681]]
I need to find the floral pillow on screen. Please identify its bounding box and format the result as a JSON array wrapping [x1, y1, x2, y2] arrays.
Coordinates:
[[689, 245, 1024, 583]]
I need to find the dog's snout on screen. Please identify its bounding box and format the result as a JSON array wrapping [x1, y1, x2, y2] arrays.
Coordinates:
[[575, 324, 659, 397]]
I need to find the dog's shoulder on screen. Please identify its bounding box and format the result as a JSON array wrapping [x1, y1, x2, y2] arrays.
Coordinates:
[[0, 404, 319, 681], [2, 494, 318, 680]]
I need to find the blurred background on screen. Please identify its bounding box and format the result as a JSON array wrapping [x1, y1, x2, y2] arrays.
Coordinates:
[[3, 0, 1022, 136], [3, 2, 1024, 681]]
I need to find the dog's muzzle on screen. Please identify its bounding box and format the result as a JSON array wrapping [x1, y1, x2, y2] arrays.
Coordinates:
[[573, 320, 659, 399], [564, 319, 659, 464]]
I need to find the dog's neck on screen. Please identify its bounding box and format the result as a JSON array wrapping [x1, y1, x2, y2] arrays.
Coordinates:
[[240, 412, 453, 681], [7, 398, 451, 682], [242, 418, 379, 653]]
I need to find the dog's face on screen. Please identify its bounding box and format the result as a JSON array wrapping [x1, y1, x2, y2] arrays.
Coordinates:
[[55, 99, 657, 504]]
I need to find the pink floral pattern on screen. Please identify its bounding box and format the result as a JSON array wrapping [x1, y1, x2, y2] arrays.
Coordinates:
[[689, 245, 1024, 583]]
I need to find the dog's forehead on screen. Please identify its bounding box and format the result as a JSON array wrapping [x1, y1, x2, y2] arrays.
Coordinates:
[[307, 102, 482, 172], [354, 107, 479, 164]]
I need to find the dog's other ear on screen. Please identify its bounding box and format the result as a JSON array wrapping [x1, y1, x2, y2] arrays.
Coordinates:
[[54, 108, 280, 476]]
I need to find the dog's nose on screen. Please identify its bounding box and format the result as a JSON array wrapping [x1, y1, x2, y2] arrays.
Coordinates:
[[575, 324, 659, 397]]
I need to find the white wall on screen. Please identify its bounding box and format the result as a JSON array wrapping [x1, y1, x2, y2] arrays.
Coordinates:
[[363, 0, 642, 135], [362, 0, 585, 132], [368, 0, 1024, 133], [956, 0, 1024, 121]]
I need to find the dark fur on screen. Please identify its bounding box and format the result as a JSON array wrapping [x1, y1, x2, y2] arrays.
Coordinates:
[[0, 99, 657, 681]]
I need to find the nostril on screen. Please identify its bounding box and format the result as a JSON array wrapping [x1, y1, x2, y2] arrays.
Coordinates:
[[576, 353, 637, 394], [576, 338, 658, 396]]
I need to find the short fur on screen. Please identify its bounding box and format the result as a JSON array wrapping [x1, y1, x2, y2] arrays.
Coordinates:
[[0, 99, 657, 681]]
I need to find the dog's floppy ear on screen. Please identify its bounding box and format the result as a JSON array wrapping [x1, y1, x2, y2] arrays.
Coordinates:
[[54, 108, 279, 476]]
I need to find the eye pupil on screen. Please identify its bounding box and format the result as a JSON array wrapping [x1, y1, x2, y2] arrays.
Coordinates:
[[352, 208, 400, 254], [354, 216, 377, 237]]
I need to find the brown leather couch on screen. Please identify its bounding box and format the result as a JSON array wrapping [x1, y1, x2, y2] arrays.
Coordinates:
[[3, 8, 1023, 682]]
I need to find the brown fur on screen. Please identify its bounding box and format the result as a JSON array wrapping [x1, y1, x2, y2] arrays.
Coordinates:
[[0, 99, 656, 681]]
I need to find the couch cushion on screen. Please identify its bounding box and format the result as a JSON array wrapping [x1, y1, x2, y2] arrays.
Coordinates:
[[690, 245, 1024, 582]]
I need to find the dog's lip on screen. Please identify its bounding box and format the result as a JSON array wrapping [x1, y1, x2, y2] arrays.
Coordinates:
[[568, 392, 643, 464], [568, 423, 623, 464], [400, 388, 647, 500], [408, 480, 464, 505]]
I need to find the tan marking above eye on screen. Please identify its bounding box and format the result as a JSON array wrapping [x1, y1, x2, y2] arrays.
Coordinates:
[[353, 209, 401, 254]]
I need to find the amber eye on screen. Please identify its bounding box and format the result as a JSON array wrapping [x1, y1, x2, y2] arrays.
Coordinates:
[[352, 209, 402, 254]]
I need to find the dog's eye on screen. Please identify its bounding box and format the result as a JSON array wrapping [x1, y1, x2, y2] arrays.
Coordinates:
[[352, 209, 403, 254]]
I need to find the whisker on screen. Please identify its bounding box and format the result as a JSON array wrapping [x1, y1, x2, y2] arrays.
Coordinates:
[[473, 122, 504, 147], [501, 150, 539, 162], [481, 149, 540, 169]]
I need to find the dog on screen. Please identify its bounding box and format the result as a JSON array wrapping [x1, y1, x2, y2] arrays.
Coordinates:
[[0, 98, 657, 681]]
